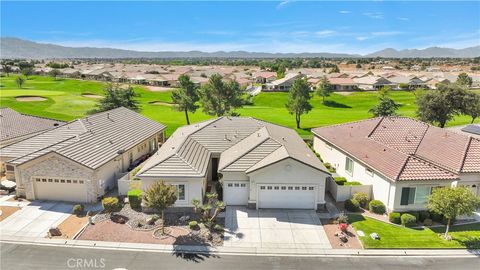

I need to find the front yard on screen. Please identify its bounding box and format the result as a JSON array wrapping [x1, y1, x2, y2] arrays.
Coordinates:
[[349, 214, 480, 249]]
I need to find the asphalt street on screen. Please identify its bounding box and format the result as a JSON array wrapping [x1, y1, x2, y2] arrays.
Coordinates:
[[0, 242, 478, 270]]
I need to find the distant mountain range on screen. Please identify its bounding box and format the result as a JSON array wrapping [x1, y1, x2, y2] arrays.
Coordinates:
[[1, 37, 479, 59]]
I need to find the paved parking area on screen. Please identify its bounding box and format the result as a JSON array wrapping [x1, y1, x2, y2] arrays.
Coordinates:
[[0, 201, 73, 238], [224, 207, 331, 249]]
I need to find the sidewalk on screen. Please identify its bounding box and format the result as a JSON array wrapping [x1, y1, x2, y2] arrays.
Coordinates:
[[1, 235, 478, 257]]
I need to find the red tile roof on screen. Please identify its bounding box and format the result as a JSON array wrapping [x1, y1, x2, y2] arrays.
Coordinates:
[[329, 77, 356, 85], [312, 117, 479, 181]]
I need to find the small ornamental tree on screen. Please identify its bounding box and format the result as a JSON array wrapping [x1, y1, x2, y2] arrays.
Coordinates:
[[316, 76, 333, 104], [16, 76, 25, 88], [49, 69, 61, 80], [428, 186, 480, 239], [369, 86, 400, 117], [143, 181, 178, 234], [172, 74, 199, 124]]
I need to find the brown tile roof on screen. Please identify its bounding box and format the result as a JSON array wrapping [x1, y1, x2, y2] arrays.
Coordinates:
[[312, 117, 479, 181]]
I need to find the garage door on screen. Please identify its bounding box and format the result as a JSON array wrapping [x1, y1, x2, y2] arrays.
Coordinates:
[[258, 184, 316, 209], [224, 182, 249, 206], [33, 177, 88, 202]]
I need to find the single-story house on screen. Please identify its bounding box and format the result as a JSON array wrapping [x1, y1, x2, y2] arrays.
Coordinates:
[[264, 73, 304, 92], [0, 107, 166, 203], [329, 77, 358, 91], [137, 117, 330, 210], [254, 71, 277, 84], [353, 76, 394, 90], [312, 117, 480, 212]]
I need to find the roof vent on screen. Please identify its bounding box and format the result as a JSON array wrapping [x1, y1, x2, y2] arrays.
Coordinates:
[[282, 137, 286, 141], [109, 139, 113, 144], [224, 134, 230, 141]]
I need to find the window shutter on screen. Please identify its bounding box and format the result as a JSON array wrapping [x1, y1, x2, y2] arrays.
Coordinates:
[[400, 187, 410, 205]]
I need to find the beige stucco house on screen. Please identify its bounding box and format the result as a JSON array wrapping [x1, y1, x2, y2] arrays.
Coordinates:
[[137, 117, 330, 210], [0, 107, 166, 203], [312, 117, 480, 212]]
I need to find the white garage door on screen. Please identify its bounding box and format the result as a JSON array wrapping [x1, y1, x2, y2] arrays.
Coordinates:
[[33, 177, 88, 203], [224, 182, 249, 206], [258, 184, 316, 209]]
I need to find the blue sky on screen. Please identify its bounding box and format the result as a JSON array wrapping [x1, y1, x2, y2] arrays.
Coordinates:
[[1, 1, 479, 54]]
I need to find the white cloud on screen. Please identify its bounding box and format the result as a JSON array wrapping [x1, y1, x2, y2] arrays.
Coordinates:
[[356, 36, 370, 41], [339, 10, 351, 14], [315, 30, 336, 38], [362, 12, 384, 19], [277, 0, 291, 9], [397, 17, 409, 21], [371, 31, 403, 36], [199, 30, 237, 36]]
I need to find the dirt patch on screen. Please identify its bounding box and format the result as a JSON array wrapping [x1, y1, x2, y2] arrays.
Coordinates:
[[149, 101, 176, 107], [51, 214, 89, 239], [0, 206, 20, 221], [15, 96, 47, 102], [82, 94, 103, 99], [145, 86, 174, 92], [321, 219, 363, 249]]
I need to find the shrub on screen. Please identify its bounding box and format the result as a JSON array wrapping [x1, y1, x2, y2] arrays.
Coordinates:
[[102, 197, 121, 213], [324, 162, 332, 169], [418, 211, 430, 222], [408, 211, 420, 221], [214, 224, 224, 231], [344, 181, 362, 186], [345, 199, 360, 212], [429, 211, 443, 222], [368, 200, 386, 214], [189, 220, 198, 229], [337, 213, 348, 224], [128, 189, 142, 210], [339, 223, 348, 232], [72, 204, 84, 216], [151, 214, 160, 221], [388, 212, 401, 224], [334, 177, 347, 186], [352, 192, 369, 208], [423, 218, 433, 226], [401, 213, 417, 227]]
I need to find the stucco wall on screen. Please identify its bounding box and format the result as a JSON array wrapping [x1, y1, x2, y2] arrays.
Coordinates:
[[141, 177, 205, 207], [247, 158, 328, 206]]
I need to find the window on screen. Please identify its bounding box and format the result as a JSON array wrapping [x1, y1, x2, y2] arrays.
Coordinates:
[[73, 180, 78, 184], [54, 179, 59, 183], [234, 183, 239, 187], [345, 157, 354, 175], [288, 186, 293, 190], [365, 167, 374, 177], [67, 180, 72, 183], [308, 187, 314, 190], [260, 186, 265, 190], [274, 186, 279, 190], [48, 179, 53, 183], [415, 186, 431, 204], [240, 183, 246, 187], [267, 186, 272, 190], [227, 183, 233, 187], [79, 180, 84, 184], [281, 186, 286, 190], [36, 179, 41, 182], [400, 186, 432, 205], [302, 186, 307, 190], [175, 184, 186, 201], [60, 180, 65, 183], [5, 165, 14, 172], [42, 179, 47, 182], [294, 186, 300, 190]]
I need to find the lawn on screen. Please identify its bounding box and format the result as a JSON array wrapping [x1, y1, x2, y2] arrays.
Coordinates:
[[349, 214, 480, 249], [1, 75, 478, 136]]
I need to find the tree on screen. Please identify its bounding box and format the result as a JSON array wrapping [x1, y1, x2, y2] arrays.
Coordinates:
[[49, 69, 61, 80], [416, 83, 466, 128], [462, 91, 480, 123], [16, 76, 25, 89], [355, 63, 362, 69], [2, 63, 12, 77], [276, 64, 286, 79], [90, 84, 140, 113], [315, 76, 333, 103], [171, 75, 199, 125], [368, 87, 400, 117], [457, 73, 473, 87], [329, 65, 340, 73], [286, 78, 312, 129], [199, 74, 244, 116], [143, 181, 178, 234], [428, 186, 480, 239], [21, 67, 34, 79]]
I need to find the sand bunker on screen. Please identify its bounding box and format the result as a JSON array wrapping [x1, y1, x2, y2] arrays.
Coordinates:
[[82, 94, 104, 99], [150, 101, 175, 107], [15, 96, 47, 102]]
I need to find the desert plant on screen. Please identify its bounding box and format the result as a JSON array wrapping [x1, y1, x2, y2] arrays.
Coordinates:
[[189, 220, 198, 229], [337, 213, 349, 224], [102, 197, 121, 214], [191, 198, 201, 214], [401, 213, 417, 227], [128, 189, 142, 210], [214, 224, 224, 231], [352, 192, 369, 208], [210, 200, 225, 222], [368, 200, 386, 214], [388, 212, 401, 224], [143, 181, 178, 234], [344, 199, 360, 212], [72, 204, 84, 216]]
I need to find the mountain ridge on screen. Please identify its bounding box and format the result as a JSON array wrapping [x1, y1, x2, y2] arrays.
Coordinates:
[[1, 37, 479, 59]]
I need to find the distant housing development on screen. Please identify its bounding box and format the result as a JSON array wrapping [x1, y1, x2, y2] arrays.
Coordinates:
[[312, 117, 480, 212]]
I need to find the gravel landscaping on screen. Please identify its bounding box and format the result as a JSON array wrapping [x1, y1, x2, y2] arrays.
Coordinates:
[[321, 218, 362, 249]]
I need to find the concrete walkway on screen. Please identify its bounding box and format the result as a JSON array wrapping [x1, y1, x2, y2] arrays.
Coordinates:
[[224, 207, 331, 249]]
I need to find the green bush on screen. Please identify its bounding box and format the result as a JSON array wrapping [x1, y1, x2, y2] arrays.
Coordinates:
[[214, 224, 224, 231], [423, 218, 433, 226], [334, 177, 347, 186], [401, 213, 417, 227], [324, 163, 332, 169], [344, 181, 362, 186], [189, 220, 198, 229], [102, 197, 121, 213], [344, 199, 360, 212], [408, 211, 420, 221], [388, 212, 401, 224], [72, 204, 84, 216], [429, 211, 443, 222], [128, 189, 142, 210], [368, 200, 386, 214], [418, 211, 430, 222], [352, 192, 369, 208]]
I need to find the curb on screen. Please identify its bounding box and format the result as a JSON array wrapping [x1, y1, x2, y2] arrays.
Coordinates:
[[1, 236, 479, 257]]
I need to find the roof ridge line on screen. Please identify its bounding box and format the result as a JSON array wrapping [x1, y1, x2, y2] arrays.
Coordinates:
[[459, 136, 473, 172], [396, 155, 411, 181], [7, 136, 77, 164], [412, 122, 430, 155], [367, 116, 385, 138]]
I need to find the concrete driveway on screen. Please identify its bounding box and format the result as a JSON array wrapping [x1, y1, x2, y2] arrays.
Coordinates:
[[224, 207, 331, 249], [0, 201, 73, 238]]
